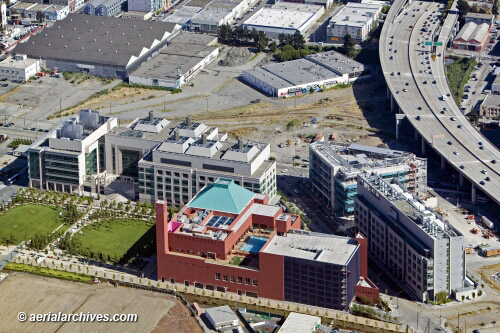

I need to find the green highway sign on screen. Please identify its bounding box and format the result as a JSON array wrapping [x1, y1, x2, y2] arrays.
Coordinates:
[[425, 42, 443, 46]]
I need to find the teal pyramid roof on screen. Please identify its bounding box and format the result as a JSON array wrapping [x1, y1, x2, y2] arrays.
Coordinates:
[[188, 178, 256, 214]]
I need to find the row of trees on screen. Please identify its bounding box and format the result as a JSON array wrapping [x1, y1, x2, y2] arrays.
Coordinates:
[[218, 24, 306, 52]]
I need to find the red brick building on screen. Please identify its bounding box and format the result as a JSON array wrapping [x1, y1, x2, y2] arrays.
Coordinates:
[[156, 178, 378, 310]]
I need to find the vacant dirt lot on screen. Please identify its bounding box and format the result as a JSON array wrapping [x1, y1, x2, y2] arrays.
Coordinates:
[[0, 273, 201, 333]]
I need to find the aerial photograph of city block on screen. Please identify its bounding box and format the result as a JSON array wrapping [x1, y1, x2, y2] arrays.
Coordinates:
[[0, 0, 500, 331]]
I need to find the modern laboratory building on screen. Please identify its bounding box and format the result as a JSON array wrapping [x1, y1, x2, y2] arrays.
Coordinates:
[[309, 142, 427, 216]]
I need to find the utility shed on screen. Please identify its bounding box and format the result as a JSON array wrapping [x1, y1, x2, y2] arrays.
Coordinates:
[[278, 312, 321, 333], [205, 305, 239, 331]]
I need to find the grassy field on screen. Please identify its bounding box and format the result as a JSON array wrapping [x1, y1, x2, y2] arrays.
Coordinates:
[[4, 262, 93, 284], [72, 219, 155, 263], [0, 205, 62, 245]]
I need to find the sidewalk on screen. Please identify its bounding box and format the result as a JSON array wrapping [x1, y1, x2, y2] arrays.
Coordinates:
[[5, 252, 413, 333]]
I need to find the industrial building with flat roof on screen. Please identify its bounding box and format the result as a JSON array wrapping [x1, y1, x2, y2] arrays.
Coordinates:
[[480, 93, 500, 119], [242, 50, 366, 98], [9, 2, 69, 21], [326, 2, 382, 43], [13, 14, 180, 78], [355, 173, 473, 302], [465, 12, 494, 26], [309, 142, 427, 216], [189, 0, 255, 33], [453, 21, 490, 52], [242, 2, 324, 39], [129, 32, 219, 88], [0, 54, 40, 82], [278, 313, 321, 333], [138, 116, 276, 206], [156, 178, 378, 310]]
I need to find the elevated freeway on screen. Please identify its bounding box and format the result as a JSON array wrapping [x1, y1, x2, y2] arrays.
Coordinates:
[[381, 0, 500, 206]]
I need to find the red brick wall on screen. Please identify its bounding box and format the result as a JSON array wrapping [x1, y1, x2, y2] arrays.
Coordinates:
[[355, 284, 379, 303], [355, 233, 368, 278], [162, 253, 262, 295], [156, 201, 169, 256], [258, 251, 285, 300]]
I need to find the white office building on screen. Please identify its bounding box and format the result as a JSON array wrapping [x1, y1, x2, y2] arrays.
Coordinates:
[[28, 110, 118, 194], [0, 54, 40, 82], [138, 117, 276, 206], [327, 2, 383, 43]]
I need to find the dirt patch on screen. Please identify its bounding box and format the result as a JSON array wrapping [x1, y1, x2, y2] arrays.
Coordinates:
[[0, 272, 178, 333], [152, 301, 202, 333], [477, 263, 500, 294], [0, 86, 20, 103], [61, 87, 165, 116], [218, 47, 253, 67]]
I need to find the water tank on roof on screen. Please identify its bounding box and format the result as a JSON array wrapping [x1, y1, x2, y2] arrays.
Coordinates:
[[61, 121, 83, 140], [79, 109, 100, 128]]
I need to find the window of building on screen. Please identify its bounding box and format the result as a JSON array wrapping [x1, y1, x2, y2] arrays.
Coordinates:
[[238, 276, 242, 284], [223, 274, 228, 282], [245, 277, 250, 285], [252, 279, 258, 287], [230, 275, 235, 283], [215, 273, 220, 280]]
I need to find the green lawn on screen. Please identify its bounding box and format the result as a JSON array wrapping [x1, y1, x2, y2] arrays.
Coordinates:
[[72, 219, 155, 263], [0, 205, 62, 245]]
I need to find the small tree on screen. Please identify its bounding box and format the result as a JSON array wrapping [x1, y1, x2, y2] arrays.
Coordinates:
[[342, 34, 355, 58]]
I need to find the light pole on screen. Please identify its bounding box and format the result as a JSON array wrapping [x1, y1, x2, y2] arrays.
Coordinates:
[[396, 290, 403, 309]]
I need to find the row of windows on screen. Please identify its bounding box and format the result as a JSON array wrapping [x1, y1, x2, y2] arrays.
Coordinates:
[[215, 273, 257, 286]]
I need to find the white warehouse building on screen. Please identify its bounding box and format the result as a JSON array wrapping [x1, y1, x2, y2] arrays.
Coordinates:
[[327, 2, 383, 43], [0, 54, 40, 82], [242, 2, 324, 39], [242, 50, 367, 98]]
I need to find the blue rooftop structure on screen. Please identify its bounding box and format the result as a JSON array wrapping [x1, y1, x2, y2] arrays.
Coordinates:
[[188, 178, 256, 214]]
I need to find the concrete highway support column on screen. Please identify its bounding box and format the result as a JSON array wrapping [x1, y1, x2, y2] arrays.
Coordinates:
[[471, 184, 477, 204], [459, 173, 464, 187], [387, 86, 391, 99], [395, 114, 405, 141], [414, 129, 419, 141], [441, 156, 446, 171], [390, 94, 397, 113], [421, 137, 426, 155]]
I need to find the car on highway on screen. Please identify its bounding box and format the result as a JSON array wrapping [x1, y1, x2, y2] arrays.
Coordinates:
[[447, 141, 452, 145], [453, 151, 459, 155], [481, 169, 487, 174], [457, 124, 462, 129], [441, 95, 447, 101]]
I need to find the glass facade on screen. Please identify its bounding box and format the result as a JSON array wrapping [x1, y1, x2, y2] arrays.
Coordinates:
[[28, 151, 40, 179], [44, 153, 79, 185], [121, 149, 139, 178], [85, 149, 97, 175], [98, 142, 105, 173]]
